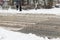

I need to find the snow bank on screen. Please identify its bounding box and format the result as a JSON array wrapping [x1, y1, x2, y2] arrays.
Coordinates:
[[0, 9, 19, 14], [0, 27, 60, 40], [0, 8, 60, 15], [20, 8, 60, 15]]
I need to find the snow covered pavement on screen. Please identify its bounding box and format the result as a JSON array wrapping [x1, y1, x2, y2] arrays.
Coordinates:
[[0, 27, 60, 40], [0, 8, 60, 15]]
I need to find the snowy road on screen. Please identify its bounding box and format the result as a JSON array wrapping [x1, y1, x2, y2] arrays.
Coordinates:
[[0, 8, 60, 40], [0, 14, 60, 37]]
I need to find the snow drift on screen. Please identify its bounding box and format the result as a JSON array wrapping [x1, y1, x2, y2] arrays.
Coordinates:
[[0, 27, 60, 40]]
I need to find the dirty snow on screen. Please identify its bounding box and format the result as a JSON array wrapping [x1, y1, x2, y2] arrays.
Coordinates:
[[0, 27, 60, 40]]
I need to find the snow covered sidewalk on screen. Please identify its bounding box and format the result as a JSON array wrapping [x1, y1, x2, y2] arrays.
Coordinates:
[[0, 8, 60, 15], [0, 27, 60, 40]]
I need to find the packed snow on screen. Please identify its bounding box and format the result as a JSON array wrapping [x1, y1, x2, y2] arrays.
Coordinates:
[[0, 27, 60, 40], [0, 8, 60, 15]]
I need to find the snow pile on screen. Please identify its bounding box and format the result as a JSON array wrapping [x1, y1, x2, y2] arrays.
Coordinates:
[[0, 9, 19, 14], [0, 8, 60, 15], [19, 8, 60, 15], [0, 27, 60, 40]]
